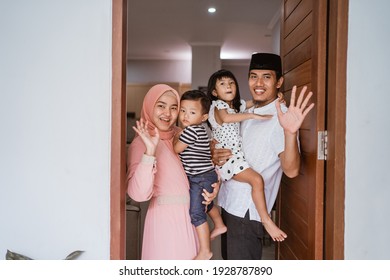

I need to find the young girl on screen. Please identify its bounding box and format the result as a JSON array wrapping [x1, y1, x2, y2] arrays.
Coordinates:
[[207, 69, 287, 242], [173, 90, 227, 260]]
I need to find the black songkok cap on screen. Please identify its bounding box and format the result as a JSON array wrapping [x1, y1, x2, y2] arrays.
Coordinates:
[[249, 53, 282, 75]]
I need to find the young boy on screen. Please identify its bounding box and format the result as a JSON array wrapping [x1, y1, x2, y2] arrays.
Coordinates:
[[173, 90, 227, 260]]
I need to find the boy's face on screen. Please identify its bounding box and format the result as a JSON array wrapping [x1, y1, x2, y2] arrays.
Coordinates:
[[179, 99, 208, 128], [248, 69, 284, 107]]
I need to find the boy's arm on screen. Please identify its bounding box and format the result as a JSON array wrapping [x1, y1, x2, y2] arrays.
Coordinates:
[[173, 128, 189, 154], [173, 139, 188, 154]]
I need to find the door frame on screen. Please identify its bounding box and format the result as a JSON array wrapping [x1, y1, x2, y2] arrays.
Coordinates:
[[110, 0, 127, 260], [324, 0, 348, 260]]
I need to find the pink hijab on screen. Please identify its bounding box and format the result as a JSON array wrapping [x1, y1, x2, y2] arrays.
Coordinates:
[[140, 84, 180, 141]]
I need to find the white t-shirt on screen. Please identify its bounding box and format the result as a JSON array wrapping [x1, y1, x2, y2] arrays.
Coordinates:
[[218, 100, 290, 222]]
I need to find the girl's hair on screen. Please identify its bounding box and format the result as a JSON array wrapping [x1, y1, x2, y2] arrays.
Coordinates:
[[207, 69, 242, 112], [180, 90, 211, 114]]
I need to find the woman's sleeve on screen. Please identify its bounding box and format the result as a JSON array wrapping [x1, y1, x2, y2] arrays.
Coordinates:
[[126, 138, 157, 202]]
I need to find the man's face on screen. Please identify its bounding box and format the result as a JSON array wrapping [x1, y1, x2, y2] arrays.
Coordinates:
[[248, 69, 283, 107]]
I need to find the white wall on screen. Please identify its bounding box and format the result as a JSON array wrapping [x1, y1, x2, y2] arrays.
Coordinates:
[[345, 0, 390, 259], [127, 59, 191, 84], [191, 45, 222, 90], [0, 0, 112, 259]]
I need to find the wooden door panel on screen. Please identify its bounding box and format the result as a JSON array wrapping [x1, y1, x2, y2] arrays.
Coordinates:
[[279, 197, 309, 259], [281, 200, 309, 249], [284, 0, 303, 20], [300, 152, 318, 174], [281, 242, 308, 260], [299, 129, 318, 152], [283, 60, 312, 90], [282, 195, 307, 220], [283, 13, 312, 55], [279, 0, 326, 259], [281, 211, 309, 248], [281, 173, 316, 208], [284, 37, 312, 73], [284, 0, 312, 36]]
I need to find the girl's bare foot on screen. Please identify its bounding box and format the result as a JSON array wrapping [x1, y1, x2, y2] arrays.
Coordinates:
[[262, 219, 287, 242], [193, 251, 213, 260], [210, 225, 227, 240]]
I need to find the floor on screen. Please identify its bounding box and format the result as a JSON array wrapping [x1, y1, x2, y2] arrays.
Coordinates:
[[127, 200, 277, 260], [210, 233, 276, 260], [262, 240, 276, 260]]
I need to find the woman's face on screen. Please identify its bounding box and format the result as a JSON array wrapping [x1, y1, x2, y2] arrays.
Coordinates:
[[152, 91, 179, 132]]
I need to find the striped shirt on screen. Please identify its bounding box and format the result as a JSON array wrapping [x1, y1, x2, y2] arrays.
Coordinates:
[[178, 124, 215, 176]]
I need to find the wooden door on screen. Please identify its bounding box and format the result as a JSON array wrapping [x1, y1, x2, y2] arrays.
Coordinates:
[[277, 0, 327, 259]]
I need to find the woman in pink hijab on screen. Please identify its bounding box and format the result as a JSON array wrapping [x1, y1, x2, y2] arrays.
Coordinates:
[[127, 84, 218, 260]]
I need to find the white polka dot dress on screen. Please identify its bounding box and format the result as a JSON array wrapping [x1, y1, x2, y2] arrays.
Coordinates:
[[208, 99, 250, 181]]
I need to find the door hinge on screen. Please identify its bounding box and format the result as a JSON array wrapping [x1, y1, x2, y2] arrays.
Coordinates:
[[317, 130, 328, 160]]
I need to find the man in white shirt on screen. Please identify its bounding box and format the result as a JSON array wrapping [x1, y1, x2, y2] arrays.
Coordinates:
[[213, 53, 314, 259]]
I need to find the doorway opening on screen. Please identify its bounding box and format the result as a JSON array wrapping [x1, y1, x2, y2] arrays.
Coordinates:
[[112, 0, 347, 260]]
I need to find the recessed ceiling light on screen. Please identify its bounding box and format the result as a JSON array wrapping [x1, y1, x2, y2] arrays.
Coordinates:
[[208, 7, 216, 13]]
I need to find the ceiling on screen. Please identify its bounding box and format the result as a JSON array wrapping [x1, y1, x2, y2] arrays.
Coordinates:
[[127, 0, 283, 61]]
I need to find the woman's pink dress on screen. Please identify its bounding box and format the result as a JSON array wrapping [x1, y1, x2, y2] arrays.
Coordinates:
[[127, 136, 198, 260]]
